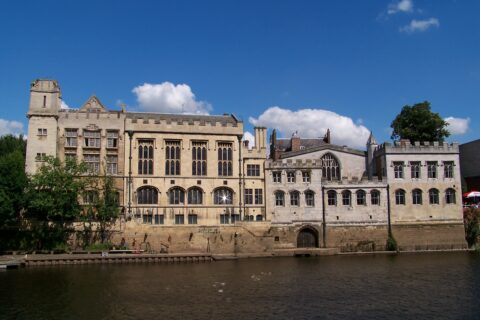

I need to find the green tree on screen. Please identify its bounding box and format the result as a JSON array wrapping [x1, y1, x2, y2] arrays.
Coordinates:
[[0, 134, 26, 157], [390, 101, 450, 142], [83, 172, 120, 246], [95, 174, 120, 243], [24, 157, 89, 250], [0, 135, 27, 251]]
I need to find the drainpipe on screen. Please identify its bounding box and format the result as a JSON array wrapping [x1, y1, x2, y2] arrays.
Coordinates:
[[127, 131, 133, 217], [386, 184, 392, 237], [322, 186, 326, 248], [237, 135, 243, 221]]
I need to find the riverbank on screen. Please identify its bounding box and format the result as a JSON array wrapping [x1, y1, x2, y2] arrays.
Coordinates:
[[1, 247, 474, 268]]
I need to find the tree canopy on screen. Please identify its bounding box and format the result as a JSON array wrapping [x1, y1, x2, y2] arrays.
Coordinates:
[[390, 101, 450, 142]]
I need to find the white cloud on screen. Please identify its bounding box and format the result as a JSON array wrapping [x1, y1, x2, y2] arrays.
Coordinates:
[[0, 119, 23, 136], [400, 18, 439, 33], [249, 106, 371, 149], [60, 100, 70, 109], [445, 117, 470, 135], [388, 0, 413, 14], [132, 82, 212, 114], [242, 131, 255, 149]]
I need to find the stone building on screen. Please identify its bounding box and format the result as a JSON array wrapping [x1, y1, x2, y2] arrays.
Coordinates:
[[267, 130, 466, 250], [26, 79, 267, 229], [25, 79, 466, 253]]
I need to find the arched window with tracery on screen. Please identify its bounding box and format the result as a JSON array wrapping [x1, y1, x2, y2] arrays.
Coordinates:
[[169, 187, 185, 205], [137, 186, 158, 204], [188, 187, 203, 205], [214, 188, 233, 205], [321, 153, 340, 180]]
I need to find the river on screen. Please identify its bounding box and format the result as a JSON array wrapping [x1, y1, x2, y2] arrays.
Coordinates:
[[1, 252, 480, 319]]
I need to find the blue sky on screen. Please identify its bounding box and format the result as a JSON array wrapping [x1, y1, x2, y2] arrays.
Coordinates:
[[0, 0, 478, 148]]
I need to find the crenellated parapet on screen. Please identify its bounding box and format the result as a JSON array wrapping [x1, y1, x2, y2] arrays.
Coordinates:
[[375, 140, 459, 155]]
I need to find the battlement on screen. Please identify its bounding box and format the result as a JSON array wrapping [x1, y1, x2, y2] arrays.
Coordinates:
[[376, 140, 459, 154]]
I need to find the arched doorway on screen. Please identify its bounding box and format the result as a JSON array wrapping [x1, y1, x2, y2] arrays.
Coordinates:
[[297, 227, 319, 248]]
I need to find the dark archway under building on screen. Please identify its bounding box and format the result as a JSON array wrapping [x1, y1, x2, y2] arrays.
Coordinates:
[[297, 226, 319, 248]]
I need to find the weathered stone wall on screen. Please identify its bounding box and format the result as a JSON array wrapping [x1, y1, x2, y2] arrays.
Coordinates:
[[108, 221, 467, 255], [392, 223, 467, 250]]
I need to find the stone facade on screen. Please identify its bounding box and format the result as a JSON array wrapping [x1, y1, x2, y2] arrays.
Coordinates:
[[25, 79, 467, 253]]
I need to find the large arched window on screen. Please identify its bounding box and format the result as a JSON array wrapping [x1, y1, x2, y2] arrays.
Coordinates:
[[321, 153, 340, 181], [274, 191, 285, 206], [395, 189, 405, 205], [214, 188, 233, 204], [188, 187, 203, 205], [412, 189, 423, 205], [305, 190, 315, 207], [342, 190, 352, 206], [327, 190, 337, 206], [137, 187, 158, 204], [356, 190, 366, 205], [169, 187, 185, 205], [445, 188, 456, 204], [429, 188, 439, 204]]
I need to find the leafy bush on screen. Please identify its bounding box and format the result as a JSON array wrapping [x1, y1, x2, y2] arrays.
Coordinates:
[[464, 207, 480, 248], [386, 234, 398, 251]]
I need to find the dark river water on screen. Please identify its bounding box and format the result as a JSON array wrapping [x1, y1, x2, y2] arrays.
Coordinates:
[[1, 252, 480, 320]]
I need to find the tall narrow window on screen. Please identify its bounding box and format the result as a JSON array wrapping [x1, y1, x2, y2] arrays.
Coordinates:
[[427, 161, 437, 179], [342, 190, 352, 206], [65, 129, 78, 147], [192, 141, 207, 176], [305, 190, 315, 207], [254, 189, 263, 205], [107, 131, 118, 148], [106, 155, 118, 175], [395, 189, 406, 205], [244, 188, 253, 205], [84, 130, 101, 148], [327, 190, 337, 206], [444, 161, 454, 178], [302, 171, 311, 183], [187, 187, 203, 205], [321, 153, 340, 180], [273, 171, 282, 183], [169, 187, 185, 205], [290, 191, 300, 206], [393, 162, 404, 179], [410, 161, 421, 179], [247, 164, 260, 176], [412, 189, 422, 205], [371, 190, 380, 205], [274, 191, 285, 206], [445, 188, 456, 204], [356, 190, 366, 205], [287, 171, 296, 183], [43, 95, 46, 107], [138, 140, 154, 175], [165, 141, 181, 175], [84, 154, 100, 174], [218, 142, 233, 176], [429, 188, 439, 204]]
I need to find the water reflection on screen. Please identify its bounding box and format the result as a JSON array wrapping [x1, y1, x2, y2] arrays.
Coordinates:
[[1, 253, 480, 319]]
